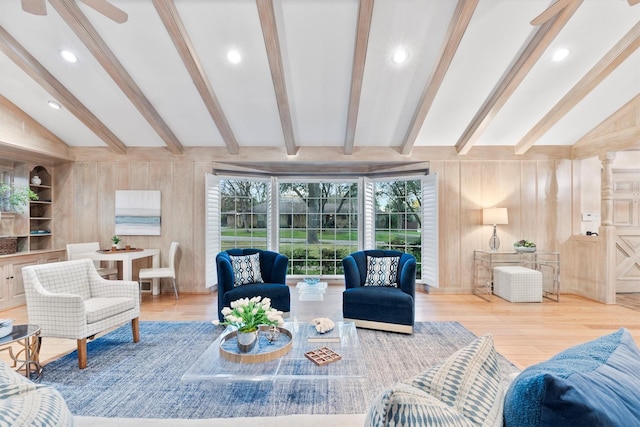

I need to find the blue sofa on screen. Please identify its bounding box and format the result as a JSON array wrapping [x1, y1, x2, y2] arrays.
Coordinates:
[[342, 250, 416, 334], [504, 327, 640, 426], [366, 328, 640, 427], [216, 249, 290, 322]]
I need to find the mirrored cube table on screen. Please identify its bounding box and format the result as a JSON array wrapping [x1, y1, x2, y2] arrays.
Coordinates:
[[296, 281, 328, 301], [182, 321, 366, 382]]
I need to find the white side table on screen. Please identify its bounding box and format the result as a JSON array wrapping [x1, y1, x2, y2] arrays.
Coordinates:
[[296, 281, 328, 301]]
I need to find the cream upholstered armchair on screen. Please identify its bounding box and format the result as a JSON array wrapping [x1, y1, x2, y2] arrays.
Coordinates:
[[22, 259, 140, 369]]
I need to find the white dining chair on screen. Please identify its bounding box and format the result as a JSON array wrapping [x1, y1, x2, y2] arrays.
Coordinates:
[[139, 242, 179, 300], [66, 242, 118, 279]]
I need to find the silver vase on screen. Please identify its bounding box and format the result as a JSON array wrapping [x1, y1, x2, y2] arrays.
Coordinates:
[[237, 330, 258, 353]]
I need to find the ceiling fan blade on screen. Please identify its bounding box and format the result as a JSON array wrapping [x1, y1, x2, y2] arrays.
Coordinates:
[[628, 0, 639, 6], [530, 0, 574, 26], [79, 0, 128, 24], [21, 0, 47, 16]]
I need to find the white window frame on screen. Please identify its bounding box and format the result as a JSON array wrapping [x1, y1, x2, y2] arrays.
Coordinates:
[[205, 174, 272, 289], [205, 173, 220, 289], [205, 173, 438, 286], [278, 177, 360, 278], [363, 174, 438, 286]]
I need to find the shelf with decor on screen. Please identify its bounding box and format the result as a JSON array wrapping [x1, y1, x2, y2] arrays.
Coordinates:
[[28, 166, 53, 251]]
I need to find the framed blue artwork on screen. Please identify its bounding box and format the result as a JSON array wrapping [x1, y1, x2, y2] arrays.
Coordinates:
[[115, 190, 161, 236]]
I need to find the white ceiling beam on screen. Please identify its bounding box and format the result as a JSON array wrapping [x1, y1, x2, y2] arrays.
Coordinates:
[[49, 0, 184, 154], [344, 0, 374, 156], [152, 0, 240, 155], [400, 0, 478, 156], [256, 0, 297, 156], [516, 21, 640, 155], [0, 24, 127, 154], [455, 0, 582, 155]]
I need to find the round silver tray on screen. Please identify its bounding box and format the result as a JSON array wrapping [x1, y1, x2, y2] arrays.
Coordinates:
[[219, 325, 292, 364]]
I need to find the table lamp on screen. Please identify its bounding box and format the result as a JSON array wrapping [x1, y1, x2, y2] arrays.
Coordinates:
[[483, 207, 508, 251]]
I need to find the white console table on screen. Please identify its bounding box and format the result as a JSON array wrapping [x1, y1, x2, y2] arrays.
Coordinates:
[[473, 250, 560, 302]]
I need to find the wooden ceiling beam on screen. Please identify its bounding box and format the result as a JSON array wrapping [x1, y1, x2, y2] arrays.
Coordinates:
[[516, 21, 640, 155], [344, 0, 374, 155], [400, 0, 478, 156], [50, 0, 183, 154], [257, 0, 297, 156], [152, 0, 239, 155], [0, 24, 127, 154], [455, 0, 582, 155], [21, 0, 47, 16], [0, 94, 69, 148], [572, 94, 640, 159], [530, 0, 575, 26], [0, 94, 73, 161]]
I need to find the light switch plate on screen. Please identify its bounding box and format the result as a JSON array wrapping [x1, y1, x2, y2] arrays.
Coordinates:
[[582, 213, 600, 222]]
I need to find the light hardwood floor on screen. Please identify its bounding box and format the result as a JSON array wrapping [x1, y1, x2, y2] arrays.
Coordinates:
[[1, 288, 639, 370]]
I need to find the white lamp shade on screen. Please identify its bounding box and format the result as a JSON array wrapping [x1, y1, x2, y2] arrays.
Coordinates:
[[483, 207, 508, 225]]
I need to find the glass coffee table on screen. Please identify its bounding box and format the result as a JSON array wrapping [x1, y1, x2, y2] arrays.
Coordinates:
[[182, 320, 366, 382]]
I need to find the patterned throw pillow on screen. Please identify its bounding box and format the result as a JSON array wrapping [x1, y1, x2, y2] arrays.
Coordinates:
[[364, 256, 400, 287], [229, 253, 264, 287], [366, 334, 505, 427]]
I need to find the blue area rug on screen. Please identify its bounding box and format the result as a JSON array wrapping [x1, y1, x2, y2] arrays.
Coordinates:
[[41, 321, 518, 419]]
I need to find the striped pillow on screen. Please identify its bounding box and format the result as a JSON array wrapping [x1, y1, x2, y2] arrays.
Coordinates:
[[230, 253, 264, 286], [366, 334, 505, 427]]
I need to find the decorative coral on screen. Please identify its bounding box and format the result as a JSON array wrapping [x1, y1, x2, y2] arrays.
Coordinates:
[[310, 317, 335, 334]]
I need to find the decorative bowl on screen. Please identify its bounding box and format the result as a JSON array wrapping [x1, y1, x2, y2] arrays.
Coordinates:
[[303, 277, 320, 286], [514, 246, 536, 253]]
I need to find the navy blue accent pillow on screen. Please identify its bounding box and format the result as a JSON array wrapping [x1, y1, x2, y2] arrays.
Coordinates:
[[504, 328, 640, 427]]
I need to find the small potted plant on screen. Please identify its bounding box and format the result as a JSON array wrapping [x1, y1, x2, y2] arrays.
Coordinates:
[[514, 239, 536, 253], [111, 235, 122, 251], [0, 183, 38, 215]]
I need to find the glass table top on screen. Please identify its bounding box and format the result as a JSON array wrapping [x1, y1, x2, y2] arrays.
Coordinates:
[[181, 321, 366, 383]]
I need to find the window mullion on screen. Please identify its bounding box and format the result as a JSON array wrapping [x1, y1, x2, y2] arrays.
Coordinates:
[[268, 176, 279, 251]]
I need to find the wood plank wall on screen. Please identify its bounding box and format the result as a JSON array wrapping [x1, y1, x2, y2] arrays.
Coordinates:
[[55, 160, 211, 294], [429, 159, 573, 294], [55, 158, 575, 295]]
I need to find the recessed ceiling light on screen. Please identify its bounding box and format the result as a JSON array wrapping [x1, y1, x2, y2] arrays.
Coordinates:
[[227, 49, 242, 64], [48, 100, 62, 110], [59, 49, 78, 63], [552, 47, 570, 62], [391, 48, 409, 65]]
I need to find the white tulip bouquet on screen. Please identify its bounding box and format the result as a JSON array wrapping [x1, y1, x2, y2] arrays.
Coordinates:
[[212, 296, 284, 333]]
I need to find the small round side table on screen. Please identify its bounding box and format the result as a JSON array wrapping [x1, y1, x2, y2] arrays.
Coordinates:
[[0, 324, 43, 381]]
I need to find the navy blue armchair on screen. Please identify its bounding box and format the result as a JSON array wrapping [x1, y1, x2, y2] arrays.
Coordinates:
[[342, 250, 416, 334], [216, 249, 290, 322]]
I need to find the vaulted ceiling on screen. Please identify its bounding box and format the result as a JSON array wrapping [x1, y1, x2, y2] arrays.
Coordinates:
[[0, 0, 638, 163]]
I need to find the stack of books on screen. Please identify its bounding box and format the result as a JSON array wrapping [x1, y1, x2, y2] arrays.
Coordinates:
[[307, 323, 340, 343]]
